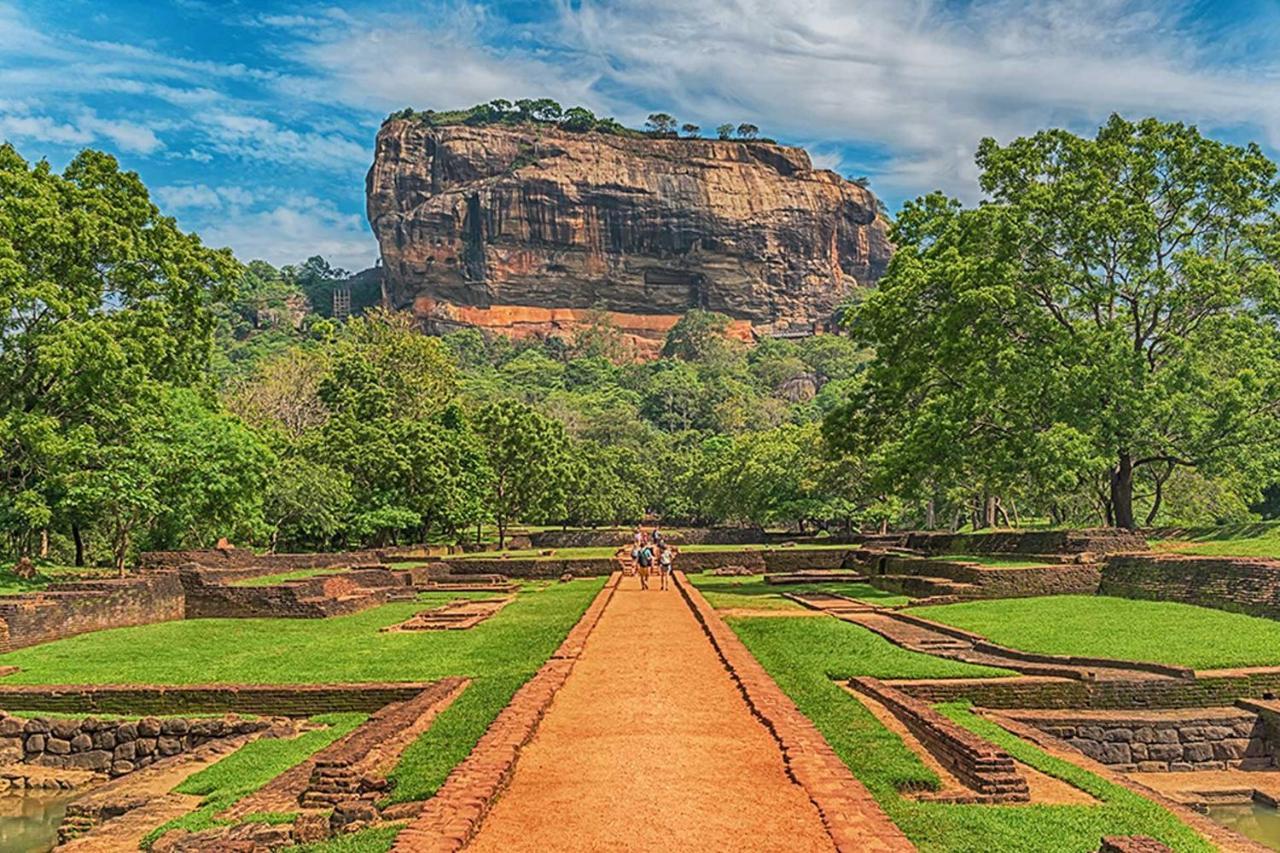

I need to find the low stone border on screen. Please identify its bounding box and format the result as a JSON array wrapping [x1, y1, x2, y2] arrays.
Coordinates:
[[848, 677, 1029, 802], [890, 667, 1280, 710], [0, 681, 441, 715], [391, 572, 621, 853], [674, 571, 914, 852], [983, 711, 1269, 853]]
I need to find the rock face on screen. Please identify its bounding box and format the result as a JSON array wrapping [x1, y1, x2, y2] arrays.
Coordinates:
[[366, 120, 891, 354]]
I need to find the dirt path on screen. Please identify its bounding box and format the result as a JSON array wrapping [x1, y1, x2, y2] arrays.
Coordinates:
[[467, 574, 836, 852]]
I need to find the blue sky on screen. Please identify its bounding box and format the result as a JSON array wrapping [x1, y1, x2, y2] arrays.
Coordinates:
[[3, 0, 1280, 271]]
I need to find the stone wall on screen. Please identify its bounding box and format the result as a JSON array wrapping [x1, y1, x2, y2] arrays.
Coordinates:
[[0, 682, 438, 715], [857, 553, 1102, 598], [529, 527, 771, 548], [180, 567, 412, 619], [1002, 708, 1273, 772], [906, 529, 1149, 556], [1101, 554, 1280, 619], [438, 557, 620, 579], [0, 711, 269, 776], [891, 671, 1280, 710], [0, 574, 184, 653], [849, 677, 1029, 801]]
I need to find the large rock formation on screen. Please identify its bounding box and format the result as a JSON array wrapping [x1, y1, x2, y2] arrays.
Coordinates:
[[366, 119, 891, 354]]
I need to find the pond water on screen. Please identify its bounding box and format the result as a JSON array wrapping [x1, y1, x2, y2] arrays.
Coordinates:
[[1205, 801, 1280, 851], [0, 792, 72, 853]]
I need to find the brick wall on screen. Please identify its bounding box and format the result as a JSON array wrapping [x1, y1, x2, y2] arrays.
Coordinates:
[[892, 671, 1280, 710], [1101, 554, 1280, 619], [849, 677, 1029, 801], [0, 711, 269, 776], [906, 529, 1149, 556], [0, 682, 440, 715], [0, 574, 184, 653], [439, 556, 621, 578], [180, 566, 411, 619], [1001, 707, 1272, 772]]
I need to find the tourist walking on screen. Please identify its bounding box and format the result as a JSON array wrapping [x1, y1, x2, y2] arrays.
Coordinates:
[[636, 542, 654, 590], [659, 544, 675, 590]]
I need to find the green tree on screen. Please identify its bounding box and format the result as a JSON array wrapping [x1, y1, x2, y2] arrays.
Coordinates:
[[0, 145, 240, 559], [736, 123, 759, 140], [661, 309, 737, 362], [716, 123, 734, 140], [475, 400, 569, 547], [645, 113, 678, 137], [681, 123, 701, 138], [264, 457, 352, 551], [837, 115, 1280, 529], [561, 107, 598, 132]]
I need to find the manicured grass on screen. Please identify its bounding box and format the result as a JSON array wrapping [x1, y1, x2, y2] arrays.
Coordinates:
[[688, 572, 909, 610], [729, 616, 1212, 852], [229, 567, 352, 587], [142, 712, 367, 848], [911, 595, 1280, 670], [1153, 522, 1280, 558], [0, 581, 602, 685]]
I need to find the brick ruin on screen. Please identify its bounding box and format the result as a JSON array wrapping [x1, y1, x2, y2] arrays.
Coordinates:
[[0, 573, 184, 653]]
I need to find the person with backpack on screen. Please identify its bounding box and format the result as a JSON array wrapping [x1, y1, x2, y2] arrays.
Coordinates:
[[636, 542, 654, 590], [659, 544, 675, 590]]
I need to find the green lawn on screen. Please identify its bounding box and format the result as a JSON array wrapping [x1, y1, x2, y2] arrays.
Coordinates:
[[688, 572, 909, 610], [911, 595, 1280, 670], [729, 615, 1212, 853], [1152, 522, 1280, 559], [229, 567, 352, 587]]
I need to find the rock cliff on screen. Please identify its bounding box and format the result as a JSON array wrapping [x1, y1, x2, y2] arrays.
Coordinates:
[[366, 120, 891, 354]]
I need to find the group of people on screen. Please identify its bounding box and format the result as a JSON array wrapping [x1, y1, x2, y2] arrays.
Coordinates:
[[626, 528, 677, 590]]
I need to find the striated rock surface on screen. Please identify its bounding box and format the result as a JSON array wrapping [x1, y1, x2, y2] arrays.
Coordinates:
[[366, 120, 891, 353]]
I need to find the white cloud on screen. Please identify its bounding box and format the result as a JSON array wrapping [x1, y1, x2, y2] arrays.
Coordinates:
[[0, 105, 162, 154], [195, 195, 376, 271], [154, 183, 257, 210], [194, 112, 367, 170]]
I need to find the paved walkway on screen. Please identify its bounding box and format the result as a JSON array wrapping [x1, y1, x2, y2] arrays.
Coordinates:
[[467, 574, 836, 852]]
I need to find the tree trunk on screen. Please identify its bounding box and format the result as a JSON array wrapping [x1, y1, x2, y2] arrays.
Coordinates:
[[879, 518, 888, 535], [38, 528, 49, 558], [1144, 462, 1172, 527], [497, 518, 506, 550], [72, 524, 84, 567], [984, 495, 998, 528], [924, 500, 936, 530], [1110, 453, 1136, 530], [114, 530, 129, 577], [994, 498, 1011, 528]]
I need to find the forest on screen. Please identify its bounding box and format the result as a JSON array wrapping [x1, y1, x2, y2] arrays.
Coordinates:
[[4, 114, 1280, 568]]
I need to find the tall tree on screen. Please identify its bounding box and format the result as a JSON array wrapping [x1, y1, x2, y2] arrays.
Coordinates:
[[475, 400, 569, 547], [834, 116, 1280, 529]]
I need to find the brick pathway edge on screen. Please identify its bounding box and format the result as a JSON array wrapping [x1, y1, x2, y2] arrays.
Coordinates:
[[674, 571, 916, 853], [391, 572, 621, 853]]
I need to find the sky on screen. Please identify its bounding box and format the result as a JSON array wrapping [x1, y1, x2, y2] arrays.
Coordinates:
[[3, 0, 1280, 272]]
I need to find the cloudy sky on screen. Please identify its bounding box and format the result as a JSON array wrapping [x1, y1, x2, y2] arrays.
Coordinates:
[[3, 0, 1279, 271]]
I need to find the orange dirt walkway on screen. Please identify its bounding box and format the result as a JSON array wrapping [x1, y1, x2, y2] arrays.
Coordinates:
[[467, 574, 836, 852]]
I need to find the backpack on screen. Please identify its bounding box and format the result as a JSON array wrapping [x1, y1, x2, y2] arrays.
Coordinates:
[[638, 547, 653, 567]]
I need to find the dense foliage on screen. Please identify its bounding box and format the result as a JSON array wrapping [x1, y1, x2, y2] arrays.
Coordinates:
[[830, 115, 1280, 530], [7, 113, 1280, 566], [388, 99, 774, 143]]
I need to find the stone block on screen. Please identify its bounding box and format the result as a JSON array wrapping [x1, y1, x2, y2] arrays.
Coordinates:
[[1169, 761, 1194, 772], [1099, 743, 1132, 764], [1202, 726, 1234, 741], [1178, 726, 1205, 742], [91, 731, 116, 750], [294, 812, 331, 844], [23, 718, 49, 734], [114, 741, 136, 761], [1184, 743, 1213, 763], [50, 720, 78, 739], [64, 750, 111, 772], [1155, 729, 1180, 744], [110, 760, 134, 776], [1146, 744, 1183, 762], [161, 718, 189, 735], [1213, 740, 1250, 761], [138, 717, 162, 737], [1066, 738, 1103, 760], [1129, 743, 1148, 760], [157, 737, 182, 756], [45, 738, 70, 755], [24, 734, 45, 753], [1133, 727, 1159, 744], [70, 733, 92, 752], [115, 723, 136, 742], [135, 737, 156, 756], [1135, 761, 1168, 772], [1078, 726, 1105, 741], [1103, 728, 1134, 742], [0, 716, 23, 736]]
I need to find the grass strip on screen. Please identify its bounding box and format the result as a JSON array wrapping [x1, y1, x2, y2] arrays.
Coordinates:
[[728, 615, 1212, 852], [689, 571, 908, 610], [229, 567, 352, 587], [141, 712, 367, 848], [911, 595, 1280, 670]]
